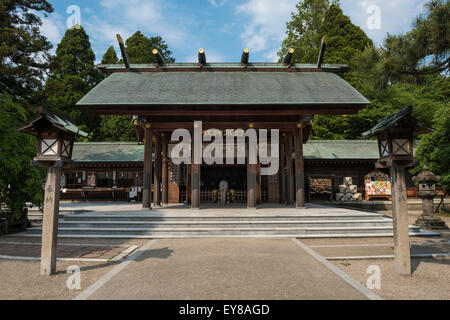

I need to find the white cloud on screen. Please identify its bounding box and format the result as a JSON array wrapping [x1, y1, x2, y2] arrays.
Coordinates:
[[40, 13, 65, 45], [236, 0, 297, 54], [95, 0, 188, 47], [236, 0, 428, 61], [341, 0, 428, 45], [209, 0, 227, 7]]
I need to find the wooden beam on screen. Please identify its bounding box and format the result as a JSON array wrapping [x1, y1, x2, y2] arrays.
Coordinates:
[[116, 34, 130, 69], [390, 165, 412, 275], [153, 135, 162, 206], [283, 48, 295, 66], [162, 141, 169, 205], [294, 125, 306, 208], [285, 134, 294, 205], [198, 48, 206, 66], [317, 35, 328, 68], [153, 49, 164, 66], [247, 163, 257, 209], [40, 166, 61, 275], [241, 48, 249, 65], [80, 106, 365, 116], [142, 126, 152, 209]]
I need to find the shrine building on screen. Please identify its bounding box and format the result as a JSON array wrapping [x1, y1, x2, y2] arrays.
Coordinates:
[[74, 46, 403, 209]]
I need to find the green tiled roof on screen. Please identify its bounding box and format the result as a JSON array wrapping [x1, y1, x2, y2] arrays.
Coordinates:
[[43, 110, 88, 137], [77, 71, 369, 107], [98, 62, 349, 72], [362, 106, 430, 138], [18, 108, 88, 138], [72, 142, 144, 162], [72, 140, 382, 163], [303, 140, 380, 159]]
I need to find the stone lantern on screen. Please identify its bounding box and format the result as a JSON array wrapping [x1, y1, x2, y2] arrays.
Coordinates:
[[412, 166, 447, 229], [362, 106, 431, 276], [19, 108, 87, 276]]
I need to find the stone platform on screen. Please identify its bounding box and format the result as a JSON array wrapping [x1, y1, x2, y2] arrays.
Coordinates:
[[18, 203, 437, 239]]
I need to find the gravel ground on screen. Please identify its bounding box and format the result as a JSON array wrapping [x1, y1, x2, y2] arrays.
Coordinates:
[[0, 259, 119, 300], [331, 257, 450, 300], [0, 236, 149, 300]]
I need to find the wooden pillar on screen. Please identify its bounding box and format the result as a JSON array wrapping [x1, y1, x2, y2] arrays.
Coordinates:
[[40, 166, 61, 276], [185, 164, 191, 204], [294, 126, 306, 208], [153, 136, 162, 206], [247, 163, 257, 209], [162, 141, 169, 205], [142, 126, 152, 209], [280, 138, 286, 204], [191, 164, 200, 209], [390, 165, 412, 275], [285, 134, 294, 205]]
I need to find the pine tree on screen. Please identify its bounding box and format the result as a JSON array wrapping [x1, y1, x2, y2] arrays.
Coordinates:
[[280, 2, 374, 139], [101, 46, 119, 64], [0, 94, 44, 220], [44, 26, 102, 137], [0, 0, 53, 103], [278, 0, 336, 63], [124, 31, 175, 64], [356, 0, 449, 90], [95, 32, 175, 141]]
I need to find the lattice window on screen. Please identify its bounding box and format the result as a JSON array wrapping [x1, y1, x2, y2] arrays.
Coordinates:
[[392, 139, 410, 155], [40, 138, 58, 155], [379, 140, 389, 157]]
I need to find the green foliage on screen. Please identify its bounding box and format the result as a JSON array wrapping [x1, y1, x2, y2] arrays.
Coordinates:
[[101, 46, 119, 64], [280, 1, 374, 139], [279, 0, 334, 63], [415, 105, 450, 190], [95, 115, 136, 142], [94, 32, 176, 142], [124, 31, 175, 64], [0, 94, 44, 220], [356, 0, 449, 91], [44, 26, 102, 137], [0, 0, 53, 103]]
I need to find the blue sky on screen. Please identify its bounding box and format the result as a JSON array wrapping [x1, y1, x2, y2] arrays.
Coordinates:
[[40, 0, 430, 64]]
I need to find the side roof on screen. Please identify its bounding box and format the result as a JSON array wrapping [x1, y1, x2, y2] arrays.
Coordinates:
[[71, 140, 383, 163]]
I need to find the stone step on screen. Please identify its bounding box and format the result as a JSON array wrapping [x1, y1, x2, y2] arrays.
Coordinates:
[[24, 225, 422, 237], [62, 213, 384, 222], [56, 219, 394, 229]]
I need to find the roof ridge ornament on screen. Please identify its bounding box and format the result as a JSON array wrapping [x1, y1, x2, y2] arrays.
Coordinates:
[[241, 48, 249, 66], [153, 48, 164, 66], [198, 48, 206, 66], [317, 35, 328, 68], [283, 48, 295, 66], [116, 34, 130, 69]]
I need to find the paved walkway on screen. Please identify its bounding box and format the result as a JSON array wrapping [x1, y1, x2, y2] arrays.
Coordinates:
[[75, 238, 375, 300]]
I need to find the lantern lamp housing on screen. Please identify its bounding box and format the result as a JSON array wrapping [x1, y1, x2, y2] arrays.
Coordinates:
[[18, 108, 88, 166], [362, 107, 431, 168]]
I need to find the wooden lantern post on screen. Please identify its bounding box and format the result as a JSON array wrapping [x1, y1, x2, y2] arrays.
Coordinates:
[[362, 107, 431, 275], [18, 108, 88, 275]]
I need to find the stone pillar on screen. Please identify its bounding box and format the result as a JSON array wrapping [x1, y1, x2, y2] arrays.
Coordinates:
[[191, 164, 200, 209], [40, 166, 61, 276], [280, 140, 286, 204], [153, 136, 162, 207], [162, 142, 169, 205], [294, 126, 306, 208], [142, 126, 152, 209], [285, 134, 294, 205], [390, 165, 412, 275]]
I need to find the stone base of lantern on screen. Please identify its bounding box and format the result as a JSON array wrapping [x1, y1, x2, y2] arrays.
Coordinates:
[[415, 215, 448, 230]]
